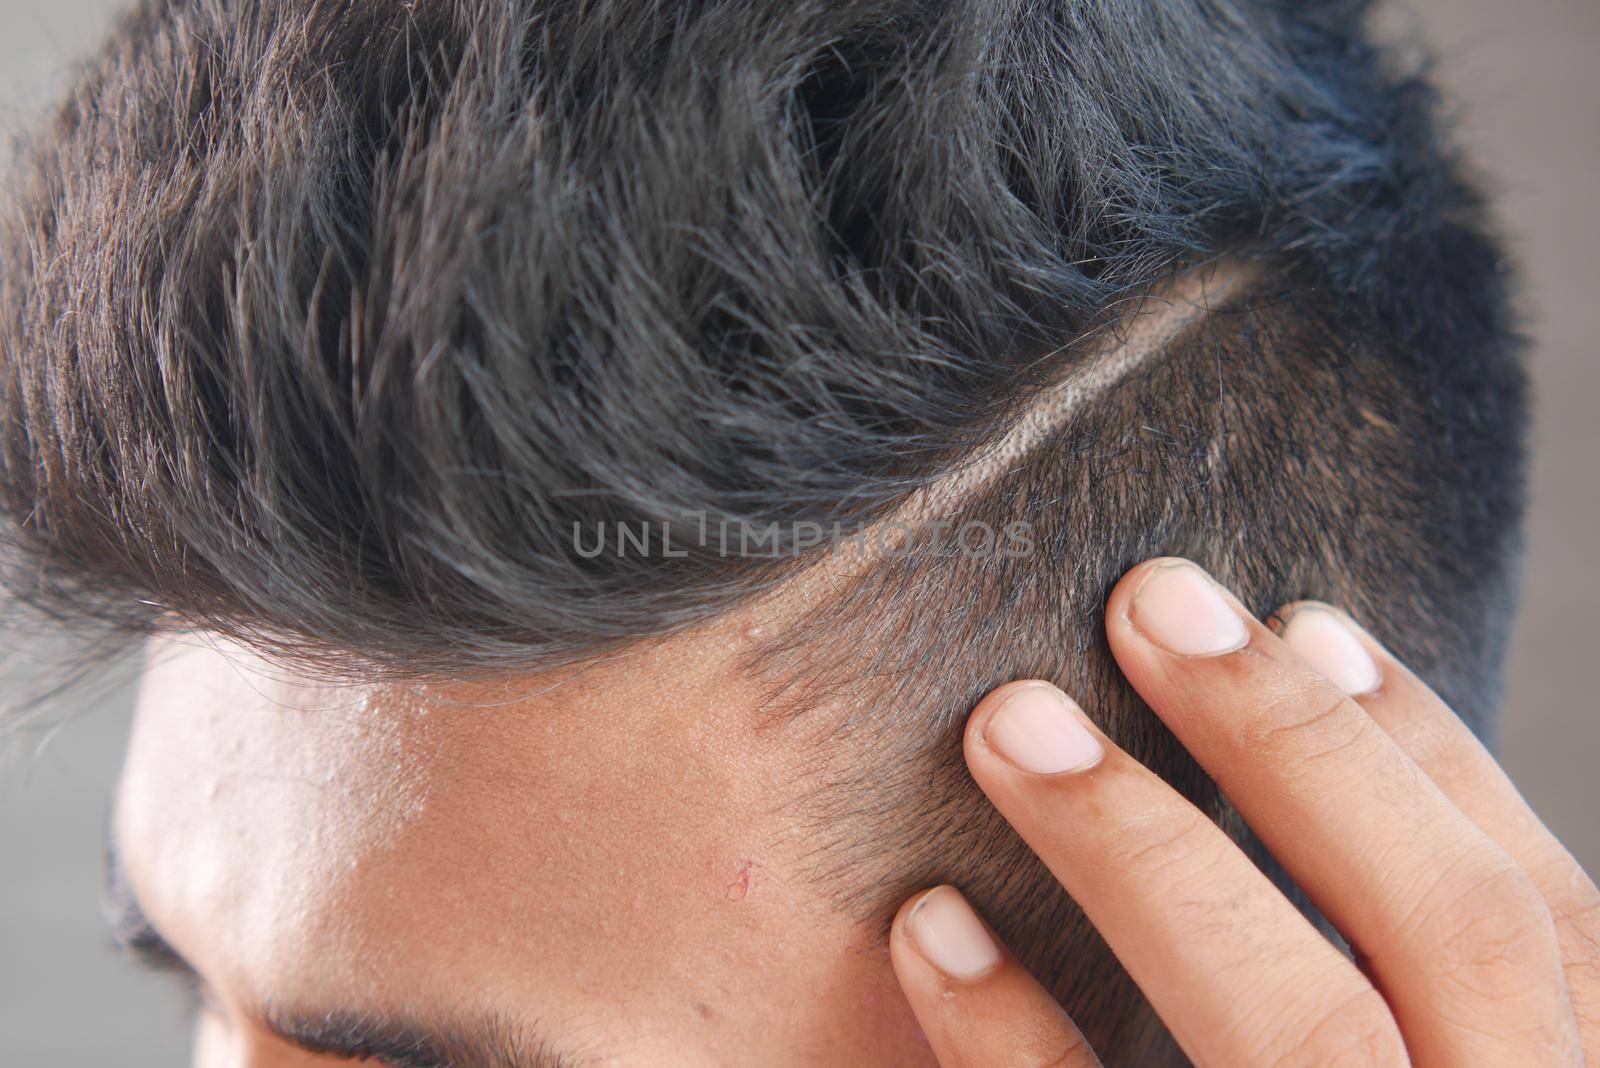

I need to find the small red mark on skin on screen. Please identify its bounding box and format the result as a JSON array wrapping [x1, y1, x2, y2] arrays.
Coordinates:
[[725, 858, 759, 901]]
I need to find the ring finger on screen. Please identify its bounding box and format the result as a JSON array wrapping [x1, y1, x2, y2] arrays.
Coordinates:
[[1104, 559, 1579, 1065]]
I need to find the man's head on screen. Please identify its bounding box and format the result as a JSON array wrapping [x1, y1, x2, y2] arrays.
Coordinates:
[[1, 0, 1526, 1063]]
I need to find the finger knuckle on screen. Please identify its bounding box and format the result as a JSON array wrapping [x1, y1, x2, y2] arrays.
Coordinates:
[[1283, 988, 1408, 1068], [1411, 851, 1556, 986], [1104, 804, 1218, 888], [1242, 686, 1372, 775], [1552, 891, 1600, 989], [1247, 977, 1405, 1068], [1030, 1033, 1093, 1068], [1540, 857, 1600, 947]]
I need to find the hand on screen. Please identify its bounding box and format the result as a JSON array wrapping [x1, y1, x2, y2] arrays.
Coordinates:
[[889, 558, 1599, 1067]]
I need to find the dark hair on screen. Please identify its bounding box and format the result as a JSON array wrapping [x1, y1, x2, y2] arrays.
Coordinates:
[[0, 0, 1525, 1060]]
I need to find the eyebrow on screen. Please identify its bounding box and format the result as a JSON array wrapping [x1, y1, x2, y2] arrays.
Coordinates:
[[103, 836, 587, 1068]]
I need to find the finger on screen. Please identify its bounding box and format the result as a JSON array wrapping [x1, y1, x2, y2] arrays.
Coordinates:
[[1106, 558, 1580, 1066], [963, 681, 1403, 1068], [889, 885, 1102, 1068], [1280, 603, 1600, 1061]]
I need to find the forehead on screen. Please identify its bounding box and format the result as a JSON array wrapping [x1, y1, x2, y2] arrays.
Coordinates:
[[114, 629, 912, 1062]]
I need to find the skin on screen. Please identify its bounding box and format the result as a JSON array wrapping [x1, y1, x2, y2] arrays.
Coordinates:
[[890, 559, 1600, 1067], [114, 617, 932, 1066], [112, 557, 1599, 1065]]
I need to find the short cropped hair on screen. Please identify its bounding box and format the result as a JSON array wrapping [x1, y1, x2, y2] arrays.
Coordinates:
[[0, 1, 1526, 1061]]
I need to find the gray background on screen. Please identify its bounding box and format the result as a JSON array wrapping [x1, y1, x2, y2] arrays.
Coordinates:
[[1, 1, 1595, 1063]]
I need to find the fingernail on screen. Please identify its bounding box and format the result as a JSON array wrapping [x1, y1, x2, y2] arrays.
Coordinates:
[[982, 684, 1103, 774], [1130, 561, 1249, 656], [905, 887, 1002, 980], [1281, 608, 1381, 696]]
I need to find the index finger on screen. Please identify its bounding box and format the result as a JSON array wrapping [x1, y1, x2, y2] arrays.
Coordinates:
[[960, 681, 1398, 1067]]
